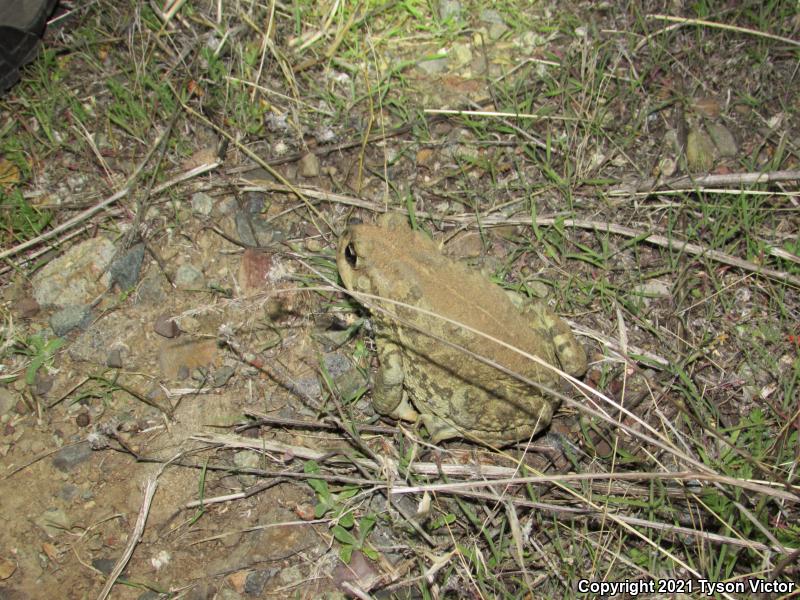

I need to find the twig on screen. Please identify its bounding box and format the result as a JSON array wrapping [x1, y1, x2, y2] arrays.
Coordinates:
[[451, 487, 795, 555], [239, 410, 398, 435], [0, 222, 103, 276], [96, 474, 160, 600], [532, 217, 800, 288], [645, 14, 800, 48], [613, 169, 800, 193], [424, 108, 576, 121]]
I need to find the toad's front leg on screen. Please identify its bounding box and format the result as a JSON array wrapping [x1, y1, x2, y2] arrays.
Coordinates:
[[373, 338, 418, 422]]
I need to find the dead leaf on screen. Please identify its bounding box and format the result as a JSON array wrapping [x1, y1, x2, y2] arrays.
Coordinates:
[[228, 570, 248, 594], [0, 558, 16, 579], [0, 158, 21, 188], [42, 543, 59, 561]]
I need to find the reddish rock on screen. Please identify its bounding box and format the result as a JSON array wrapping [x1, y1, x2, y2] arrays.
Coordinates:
[[154, 314, 180, 338], [15, 296, 40, 318], [238, 249, 274, 296]]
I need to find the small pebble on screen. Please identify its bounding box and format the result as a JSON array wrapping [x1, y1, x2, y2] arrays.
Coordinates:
[[154, 315, 179, 338]]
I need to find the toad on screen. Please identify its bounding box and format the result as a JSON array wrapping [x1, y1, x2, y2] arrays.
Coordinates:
[[337, 214, 587, 445]]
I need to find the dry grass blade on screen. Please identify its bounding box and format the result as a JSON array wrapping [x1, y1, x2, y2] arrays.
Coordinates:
[[96, 474, 160, 600], [645, 14, 800, 48]]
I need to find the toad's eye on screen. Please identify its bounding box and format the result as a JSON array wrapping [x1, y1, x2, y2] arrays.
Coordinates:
[[344, 242, 358, 268]]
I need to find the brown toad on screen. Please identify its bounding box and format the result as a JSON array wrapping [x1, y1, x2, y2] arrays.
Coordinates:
[[337, 214, 587, 445]]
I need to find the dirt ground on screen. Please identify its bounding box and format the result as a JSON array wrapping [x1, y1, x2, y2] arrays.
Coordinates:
[[0, 1, 798, 599]]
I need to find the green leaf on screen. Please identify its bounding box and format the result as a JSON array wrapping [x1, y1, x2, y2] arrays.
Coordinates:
[[339, 544, 353, 564], [314, 502, 330, 519], [26, 355, 45, 385], [338, 511, 355, 529], [362, 547, 379, 561], [307, 477, 330, 499], [358, 515, 376, 542], [333, 525, 358, 546], [338, 487, 359, 500], [430, 513, 457, 530], [45, 338, 64, 354], [304, 460, 332, 502]]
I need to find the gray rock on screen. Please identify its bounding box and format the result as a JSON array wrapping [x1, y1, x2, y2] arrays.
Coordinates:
[[154, 314, 179, 338], [437, 0, 462, 20], [59, 484, 79, 502], [92, 558, 116, 576], [109, 244, 145, 291], [50, 304, 92, 336], [175, 264, 204, 289], [479, 9, 504, 24], [244, 569, 277, 595], [31, 238, 115, 308], [191, 191, 214, 215], [106, 348, 123, 369], [52, 442, 92, 472], [299, 153, 320, 178], [213, 365, 235, 387], [235, 212, 273, 247], [707, 123, 737, 158]]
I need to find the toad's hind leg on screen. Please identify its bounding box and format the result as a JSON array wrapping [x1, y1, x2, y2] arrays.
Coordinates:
[[420, 414, 461, 443], [374, 339, 418, 422], [513, 294, 587, 377]]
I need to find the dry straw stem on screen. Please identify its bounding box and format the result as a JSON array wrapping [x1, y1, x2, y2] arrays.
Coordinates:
[[96, 473, 160, 600], [614, 169, 800, 193], [190, 433, 797, 557], [642, 14, 800, 51], [424, 108, 578, 122], [532, 216, 800, 288], [0, 222, 101, 276]]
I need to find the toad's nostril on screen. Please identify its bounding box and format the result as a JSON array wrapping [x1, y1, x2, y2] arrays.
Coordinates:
[[345, 243, 358, 268]]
